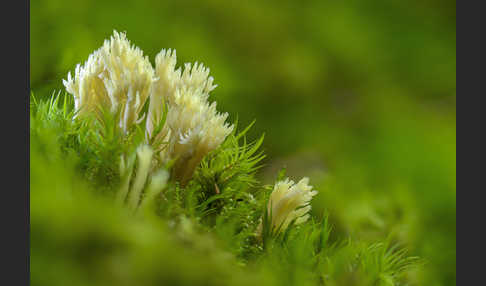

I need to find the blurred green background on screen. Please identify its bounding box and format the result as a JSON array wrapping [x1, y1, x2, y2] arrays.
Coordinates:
[[31, 0, 456, 285]]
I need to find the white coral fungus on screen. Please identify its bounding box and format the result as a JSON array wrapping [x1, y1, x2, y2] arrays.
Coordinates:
[[148, 48, 233, 184], [63, 30, 155, 133], [265, 177, 318, 234], [64, 30, 233, 184]]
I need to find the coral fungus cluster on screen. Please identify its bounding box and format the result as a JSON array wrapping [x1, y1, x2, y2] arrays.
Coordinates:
[[63, 31, 233, 184]]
